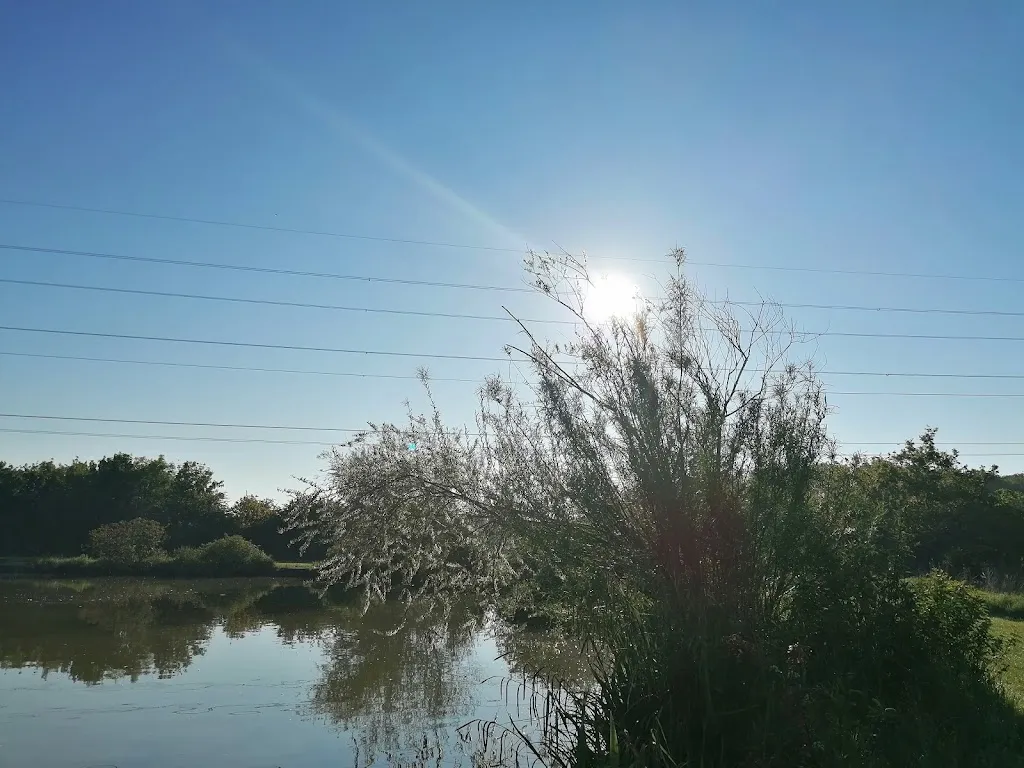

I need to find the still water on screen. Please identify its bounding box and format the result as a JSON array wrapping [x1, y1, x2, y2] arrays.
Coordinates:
[[0, 578, 585, 768]]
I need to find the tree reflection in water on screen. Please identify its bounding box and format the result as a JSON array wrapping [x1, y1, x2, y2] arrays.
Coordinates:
[[305, 600, 489, 763], [0, 579, 237, 683], [0, 579, 587, 766]]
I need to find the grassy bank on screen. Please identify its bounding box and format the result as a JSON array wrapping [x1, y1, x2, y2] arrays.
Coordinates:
[[0, 554, 317, 579], [978, 589, 1024, 621], [993, 616, 1024, 709]]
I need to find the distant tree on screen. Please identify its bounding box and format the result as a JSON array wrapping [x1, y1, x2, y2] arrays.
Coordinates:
[[231, 494, 279, 528], [156, 460, 229, 547], [0, 453, 233, 555], [88, 518, 167, 564], [228, 494, 325, 562], [845, 429, 1024, 575], [993, 473, 1024, 494]]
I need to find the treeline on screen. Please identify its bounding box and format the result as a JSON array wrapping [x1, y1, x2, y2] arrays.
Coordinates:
[[0, 453, 324, 562], [836, 429, 1024, 578]]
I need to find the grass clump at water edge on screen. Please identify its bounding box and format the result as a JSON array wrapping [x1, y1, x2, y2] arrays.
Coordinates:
[[20, 536, 279, 577]]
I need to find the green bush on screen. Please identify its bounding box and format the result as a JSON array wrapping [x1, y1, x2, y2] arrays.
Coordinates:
[[281, 252, 1024, 766], [87, 518, 166, 564], [170, 545, 202, 566], [790, 571, 1020, 767], [555, 571, 1023, 768], [170, 535, 275, 576]]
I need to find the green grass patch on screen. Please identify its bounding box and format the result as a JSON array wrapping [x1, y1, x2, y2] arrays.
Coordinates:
[[992, 617, 1024, 709], [2, 551, 319, 580], [978, 589, 1024, 620], [275, 561, 318, 578]]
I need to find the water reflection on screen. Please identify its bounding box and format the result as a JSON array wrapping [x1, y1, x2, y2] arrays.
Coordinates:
[[0, 579, 233, 683], [308, 600, 488, 759], [0, 578, 585, 767]]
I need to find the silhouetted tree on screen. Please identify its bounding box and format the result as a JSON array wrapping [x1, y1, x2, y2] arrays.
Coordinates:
[[0, 454, 230, 555]]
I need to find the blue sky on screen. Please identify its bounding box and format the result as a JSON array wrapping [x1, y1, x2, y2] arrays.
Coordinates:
[[2, 1, 1023, 499]]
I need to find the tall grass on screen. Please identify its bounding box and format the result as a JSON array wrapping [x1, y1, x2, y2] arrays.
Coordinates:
[[23, 536, 277, 578], [289, 251, 1024, 766]]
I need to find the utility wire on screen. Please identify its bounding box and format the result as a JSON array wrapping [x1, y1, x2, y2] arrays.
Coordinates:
[[0, 198, 665, 263], [4, 413, 1024, 436], [0, 351, 489, 382], [0, 413, 367, 432], [831, 392, 1024, 398], [3, 426, 1022, 457], [0, 244, 536, 294], [5, 323, 1024, 352], [787, 330, 1024, 342], [2, 198, 1023, 281], [692, 260, 1024, 284], [0, 325, 521, 362], [0, 277, 573, 324], [0, 199, 532, 254], [723, 299, 1024, 319], [0, 427, 339, 447], [842, 441, 1024, 446], [3, 349, 1024, 382], [4, 273, 1024, 321]]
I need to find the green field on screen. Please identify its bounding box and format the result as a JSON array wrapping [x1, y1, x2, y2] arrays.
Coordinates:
[[993, 616, 1024, 708]]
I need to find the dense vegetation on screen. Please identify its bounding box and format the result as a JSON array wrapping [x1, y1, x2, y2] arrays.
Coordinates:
[[285, 251, 1024, 767], [5, 253, 1024, 763], [0, 453, 325, 564]]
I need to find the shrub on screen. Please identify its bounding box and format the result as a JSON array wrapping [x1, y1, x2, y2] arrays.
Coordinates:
[[184, 535, 275, 576], [289, 251, 1024, 766], [87, 518, 166, 564]]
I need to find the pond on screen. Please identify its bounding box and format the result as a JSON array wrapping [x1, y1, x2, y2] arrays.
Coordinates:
[[0, 578, 587, 768]]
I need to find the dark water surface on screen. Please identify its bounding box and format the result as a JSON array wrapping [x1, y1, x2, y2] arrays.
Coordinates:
[[0, 578, 583, 768]]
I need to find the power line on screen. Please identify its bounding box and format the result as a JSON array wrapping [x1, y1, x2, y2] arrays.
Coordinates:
[[691, 260, 1024, 284], [5, 273, 1024, 323], [790, 330, 1024, 342], [0, 325, 522, 362], [725, 299, 1024, 319], [3, 349, 1024, 383], [3, 198, 1023, 281], [3, 426, 1022, 458], [833, 452, 1024, 458], [0, 427, 338, 447], [5, 323, 1024, 354], [820, 370, 1024, 380], [0, 277, 574, 324], [8, 243, 1024, 323], [0, 198, 665, 263], [0, 198, 531, 254], [830, 392, 1024, 398], [0, 413, 365, 432], [5, 413, 1024, 439], [0, 244, 535, 294], [0, 351, 489, 381], [842, 441, 1024, 446]]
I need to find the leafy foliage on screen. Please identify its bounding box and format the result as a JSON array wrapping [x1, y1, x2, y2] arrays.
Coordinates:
[[230, 495, 326, 563], [173, 535, 276, 576], [838, 430, 1024, 577], [88, 518, 166, 564], [288, 250, 1024, 767], [0, 454, 226, 554], [0, 454, 318, 562]]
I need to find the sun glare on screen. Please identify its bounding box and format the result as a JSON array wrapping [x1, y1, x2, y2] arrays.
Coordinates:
[[585, 272, 641, 323]]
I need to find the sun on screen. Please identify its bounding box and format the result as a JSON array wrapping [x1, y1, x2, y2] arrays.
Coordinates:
[[585, 272, 641, 323]]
